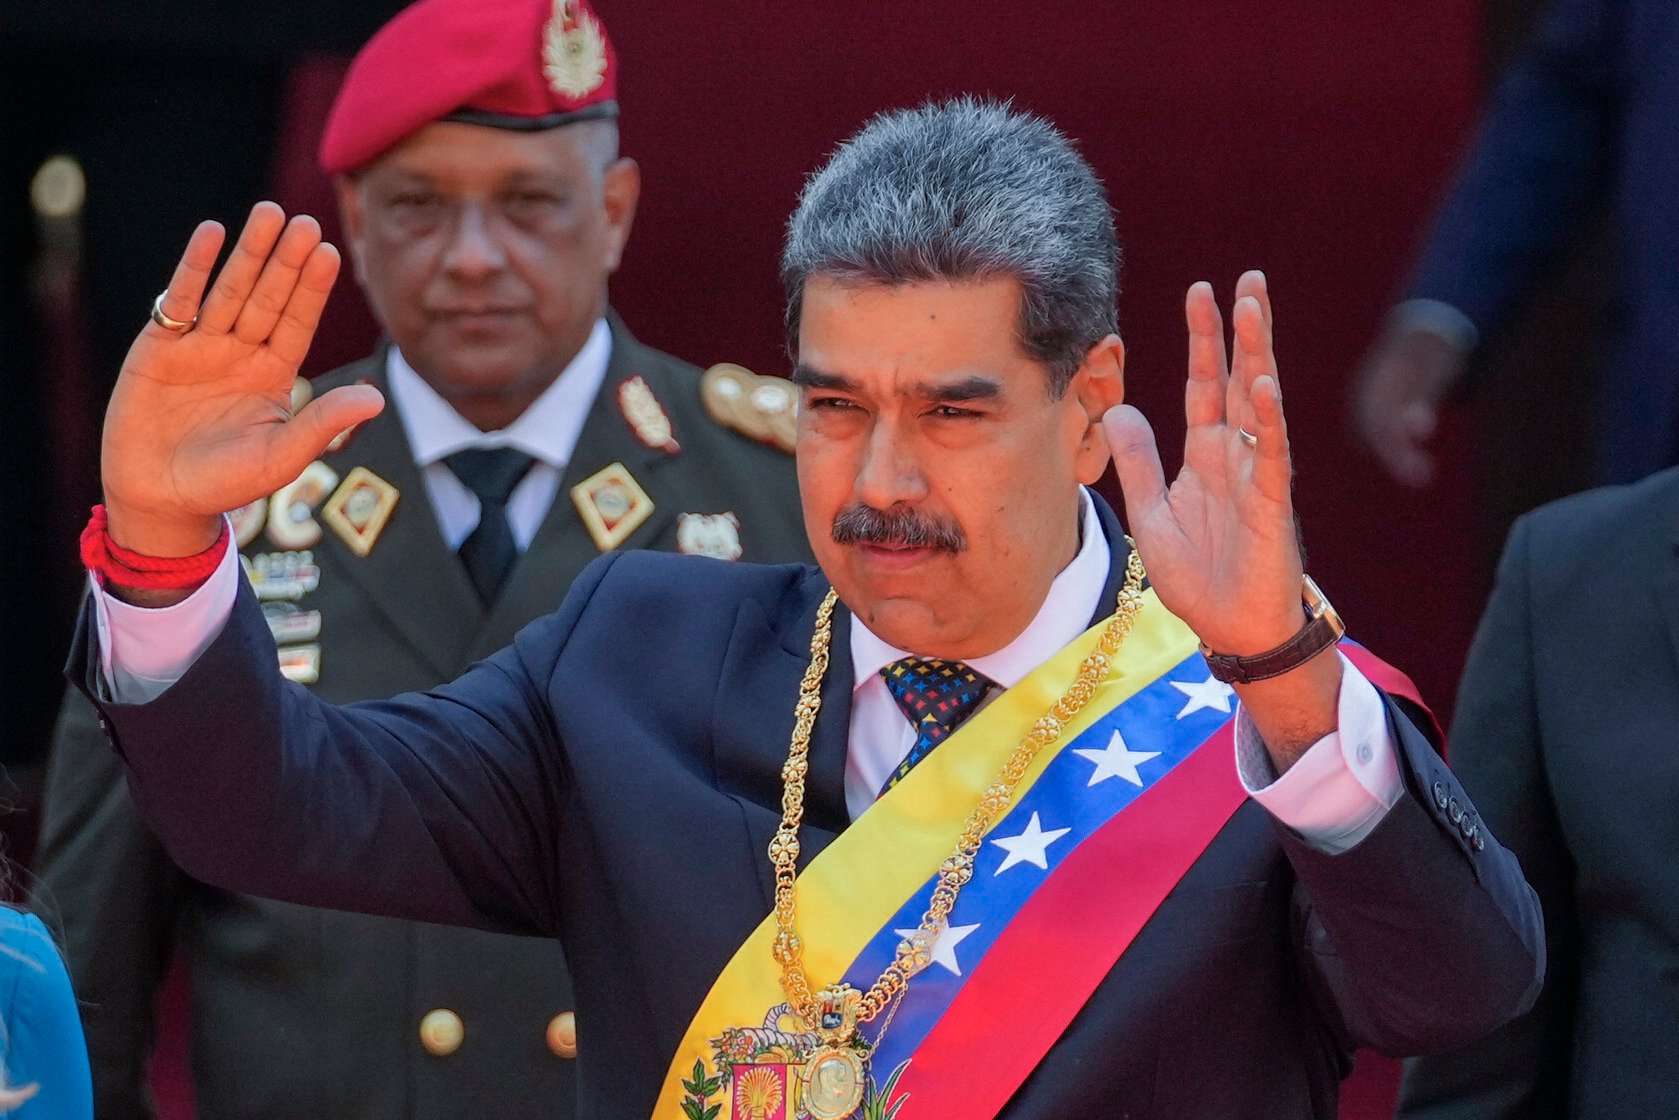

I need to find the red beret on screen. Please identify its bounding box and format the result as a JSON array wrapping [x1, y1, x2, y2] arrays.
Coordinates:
[[319, 0, 619, 175]]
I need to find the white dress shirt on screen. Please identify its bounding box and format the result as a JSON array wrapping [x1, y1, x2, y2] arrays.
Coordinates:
[[845, 490, 1404, 852], [386, 316, 612, 549], [95, 490, 1402, 855]]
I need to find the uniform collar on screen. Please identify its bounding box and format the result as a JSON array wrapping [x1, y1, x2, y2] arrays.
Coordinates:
[[847, 488, 1110, 691], [383, 317, 613, 470]]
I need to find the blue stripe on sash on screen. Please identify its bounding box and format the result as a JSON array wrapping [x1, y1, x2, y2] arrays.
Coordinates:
[[842, 651, 1236, 1073]]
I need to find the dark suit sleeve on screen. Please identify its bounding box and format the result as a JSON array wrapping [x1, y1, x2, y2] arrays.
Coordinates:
[[1395, 515, 1575, 1118], [68, 552, 626, 940], [1269, 691, 1543, 1058], [34, 687, 188, 1120], [1408, 0, 1619, 340]]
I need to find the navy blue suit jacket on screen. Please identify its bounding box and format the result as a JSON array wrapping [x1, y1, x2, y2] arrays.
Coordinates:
[[1409, 0, 1679, 483], [75, 501, 1543, 1118]]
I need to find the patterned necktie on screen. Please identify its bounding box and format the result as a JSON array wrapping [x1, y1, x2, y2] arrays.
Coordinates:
[[878, 657, 997, 798], [443, 448, 536, 604]]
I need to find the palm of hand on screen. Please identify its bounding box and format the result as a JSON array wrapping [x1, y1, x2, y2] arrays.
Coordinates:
[[99, 202, 385, 551], [1107, 274, 1305, 656]]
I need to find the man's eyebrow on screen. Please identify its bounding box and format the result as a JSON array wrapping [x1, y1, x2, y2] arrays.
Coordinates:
[[790, 364, 859, 392], [915, 375, 1003, 402], [789, 367, 1004, 402]]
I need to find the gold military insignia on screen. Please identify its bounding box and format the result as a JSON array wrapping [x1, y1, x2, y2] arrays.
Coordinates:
[[701, 364, 797, 454], [571, 461, 653, 552], [267, 461, 341, 550], [289, 375, 313, 415], [229, 498, 268, 549], [677, 512, 743, 561], [322, 467, 400, 558], [262, 601, 322, 645], [543, 0, 608, 98], [618, 375, 681, 454], [278, 643, 322, 685], [242, 551, 321, 602]]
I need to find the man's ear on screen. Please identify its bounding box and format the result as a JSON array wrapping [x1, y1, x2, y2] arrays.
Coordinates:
[[332, 176, 368, 286], [1070, 334, 1125, 484], [599, 157, 640, 274]]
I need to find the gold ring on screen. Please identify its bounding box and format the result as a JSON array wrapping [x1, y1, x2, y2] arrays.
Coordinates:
[[1236, 427, 1259, 448], [150, 291, 196, 333]]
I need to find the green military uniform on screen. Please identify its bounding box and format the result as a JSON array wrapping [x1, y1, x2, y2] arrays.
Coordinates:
[[37, 321, 810, 1119]]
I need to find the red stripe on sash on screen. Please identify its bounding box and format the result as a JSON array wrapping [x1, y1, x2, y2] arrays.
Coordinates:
[[890, 646, 1439, 1118], [892, 723, 1244, 1118]]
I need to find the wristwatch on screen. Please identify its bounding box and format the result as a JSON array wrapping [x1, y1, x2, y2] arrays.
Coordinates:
[[1200, 576, 1345, 685]]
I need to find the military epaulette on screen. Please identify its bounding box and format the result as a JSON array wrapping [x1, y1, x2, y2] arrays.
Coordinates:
[[701, 363, 796, 455]]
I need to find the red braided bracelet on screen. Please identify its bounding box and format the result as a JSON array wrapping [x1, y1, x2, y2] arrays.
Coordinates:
[[80, 505, 230, 591]]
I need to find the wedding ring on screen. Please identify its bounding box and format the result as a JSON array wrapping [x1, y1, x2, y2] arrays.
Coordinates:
[[1236, 427, 1259, 448], [150, 291, 197, 333]]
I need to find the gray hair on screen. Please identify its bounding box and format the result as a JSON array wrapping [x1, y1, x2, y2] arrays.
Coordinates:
[[781, 97, 1119, 396]]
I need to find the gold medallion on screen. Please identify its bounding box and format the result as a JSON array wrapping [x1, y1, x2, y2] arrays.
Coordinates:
[[322, 467, 400, 557], [570, 461, 653, 552], [542, 0, 608, 98], [801, 1048, 865, 1120]]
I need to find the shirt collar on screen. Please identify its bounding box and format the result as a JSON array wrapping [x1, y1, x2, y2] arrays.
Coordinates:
[[848, 488, 1110, 692], [383, 317, 614, 470]]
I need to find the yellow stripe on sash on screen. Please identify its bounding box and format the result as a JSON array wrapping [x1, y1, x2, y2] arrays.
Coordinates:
[[654, 589, 1198, 1117]]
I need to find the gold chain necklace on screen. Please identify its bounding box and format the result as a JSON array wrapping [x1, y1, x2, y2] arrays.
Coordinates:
[[767, 544, 1147, 1118]]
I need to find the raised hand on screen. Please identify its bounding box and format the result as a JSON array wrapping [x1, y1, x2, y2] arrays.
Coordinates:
[[1104, 271, 1304, 656], [101, 202, 385, 557], [1105, 271, 1341, 767]]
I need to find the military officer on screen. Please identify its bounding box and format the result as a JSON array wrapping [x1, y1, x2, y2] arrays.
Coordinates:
[[34, 1, 808, 1117]]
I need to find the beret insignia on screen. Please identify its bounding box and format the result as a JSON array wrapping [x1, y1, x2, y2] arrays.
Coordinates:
[[701, 363, 797, 455], [544, 0, 609, 99]]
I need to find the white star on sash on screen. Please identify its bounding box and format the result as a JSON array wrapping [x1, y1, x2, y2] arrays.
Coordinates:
[[1074, 730, 1160, 787], [990, 812, 1072, 875], [1169, 674, 1235, 719], [895, 921, 981, 976]]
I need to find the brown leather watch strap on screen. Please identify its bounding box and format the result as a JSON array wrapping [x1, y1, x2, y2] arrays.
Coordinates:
[[1201, 576, 1345, 685]]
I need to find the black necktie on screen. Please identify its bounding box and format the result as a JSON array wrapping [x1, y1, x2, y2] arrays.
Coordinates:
[[443, 448, 536, 604]]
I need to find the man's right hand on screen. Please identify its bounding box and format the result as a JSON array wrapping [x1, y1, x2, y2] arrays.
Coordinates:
[[101, 202, 385, 559], [1350, 319, 1470, 488]]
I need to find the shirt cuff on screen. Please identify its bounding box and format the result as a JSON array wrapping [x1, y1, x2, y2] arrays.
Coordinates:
[[93, 519, 241, 704], [1233, 653, 1403, 855], [1390, 298, 1480, 351]]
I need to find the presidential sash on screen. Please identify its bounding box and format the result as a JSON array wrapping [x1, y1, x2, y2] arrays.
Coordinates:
[[657, 591, 1425, 1120]]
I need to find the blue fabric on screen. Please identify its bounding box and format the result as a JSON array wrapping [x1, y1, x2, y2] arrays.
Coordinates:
[[0, 910, 91, 1120], [1409, 0, 1679, 482], [76, 496, 1544, 1119]]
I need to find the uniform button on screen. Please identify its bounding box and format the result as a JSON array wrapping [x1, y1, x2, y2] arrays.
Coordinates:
[[1473, 832, 1486, 851], [1355, 742, 1373, 766], [1447, 797, 1463, 824], [1432, 781, 1448, 810], [419, 1009, 464, 1057], [547, 1011, 578, 1059], [1459, 815, 1476, 838]]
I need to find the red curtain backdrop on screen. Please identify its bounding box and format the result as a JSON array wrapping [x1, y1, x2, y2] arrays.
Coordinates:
[[163, 4, 1480, 1117]]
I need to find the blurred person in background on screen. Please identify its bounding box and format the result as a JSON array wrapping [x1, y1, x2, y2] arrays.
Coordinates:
[[1396, 465, 1679, 1118], [33, 1, 808, 1117], [1351, 0, 1678, 491]]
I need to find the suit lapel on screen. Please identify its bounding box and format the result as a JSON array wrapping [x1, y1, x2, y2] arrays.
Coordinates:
[[317, 357, 485, 679], [711, 567, 854, 910]]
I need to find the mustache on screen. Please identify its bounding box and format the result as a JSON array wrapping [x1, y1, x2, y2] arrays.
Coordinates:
[[831, 504, 966, 553]]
